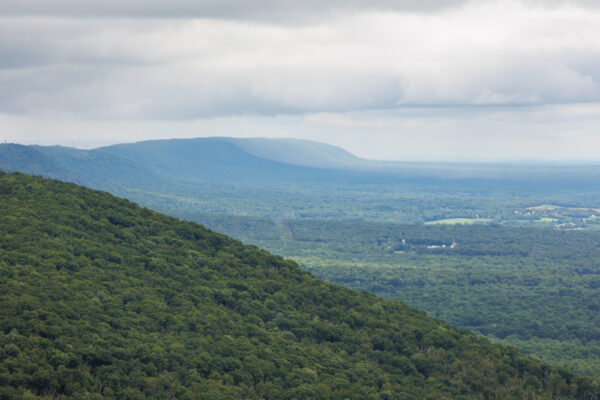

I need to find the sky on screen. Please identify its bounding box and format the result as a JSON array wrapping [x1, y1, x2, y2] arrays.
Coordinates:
[[1, 0, 600, 161]]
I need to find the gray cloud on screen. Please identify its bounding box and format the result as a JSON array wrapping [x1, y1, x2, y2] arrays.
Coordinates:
[[0, 0, 468, 21], [2, 0, 600, 21], [3, 3, 600, 120]]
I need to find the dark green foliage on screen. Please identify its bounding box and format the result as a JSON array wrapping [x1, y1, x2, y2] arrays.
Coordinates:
[[1, 171, 598, 399], [217, 218, 600, 377]]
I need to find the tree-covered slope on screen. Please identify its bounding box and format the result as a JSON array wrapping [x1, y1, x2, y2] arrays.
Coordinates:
[[225, 219, 600, 376], [0, 171, 598, 400], [30, 145, 163, 190]]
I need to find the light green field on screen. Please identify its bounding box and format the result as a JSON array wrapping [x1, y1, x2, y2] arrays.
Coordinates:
[[536, 217, 558, 223], [425, 217, 492, 225]]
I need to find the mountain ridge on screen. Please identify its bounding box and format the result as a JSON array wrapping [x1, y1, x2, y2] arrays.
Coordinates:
[[221, 137, 369, 170], [5, 137, 600, 181]]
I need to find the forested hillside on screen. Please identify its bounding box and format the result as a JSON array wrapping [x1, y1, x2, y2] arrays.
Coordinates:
[[1, 171, 598, 399], [194, 217, 600, 377]]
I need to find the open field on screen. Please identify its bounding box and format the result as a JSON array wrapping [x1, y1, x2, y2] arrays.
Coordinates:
[[425, 217, 493, 225]]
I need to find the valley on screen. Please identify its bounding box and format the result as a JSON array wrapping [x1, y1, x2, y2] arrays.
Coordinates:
[[3, 172, 597, 398]]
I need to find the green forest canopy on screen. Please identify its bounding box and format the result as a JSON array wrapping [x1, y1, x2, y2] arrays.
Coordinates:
[[1, 171, 599, 399], [192, 216, 600, 378]]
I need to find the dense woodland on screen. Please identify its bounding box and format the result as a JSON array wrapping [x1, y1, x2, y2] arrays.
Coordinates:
[[193, 218, 600, 378], [1, 171, 599, 399]]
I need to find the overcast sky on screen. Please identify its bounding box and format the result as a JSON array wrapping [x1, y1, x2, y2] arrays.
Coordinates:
[[2, 0, 600, 161]]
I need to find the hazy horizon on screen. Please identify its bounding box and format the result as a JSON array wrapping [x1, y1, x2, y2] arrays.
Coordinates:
[[5, 135, 600, 165]]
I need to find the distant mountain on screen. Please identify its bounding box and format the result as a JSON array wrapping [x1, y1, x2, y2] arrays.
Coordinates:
[[0, 143, 72, 179], [0, 138, 377, 187], [3, 137, 599, 185], [95, 137, 340, 183], [1, 170, 597, 399], [225, 137, 370, 169], [31, 144, 164, 189]]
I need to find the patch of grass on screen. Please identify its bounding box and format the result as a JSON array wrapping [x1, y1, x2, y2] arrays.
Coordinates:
[[537, 217, 558, 223], [425, 217, 492, 225]]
